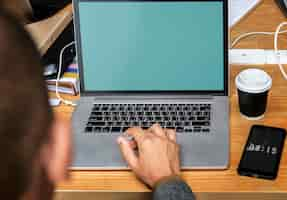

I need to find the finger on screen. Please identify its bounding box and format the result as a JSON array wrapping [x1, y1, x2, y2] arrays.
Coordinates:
[[117, 136, 139, 170], [149, 123, 166, 138], [125, 127, 144, 143], [173, 145, 181, 174], [129, 140, 138, 150], [166, 129, 176, 142]]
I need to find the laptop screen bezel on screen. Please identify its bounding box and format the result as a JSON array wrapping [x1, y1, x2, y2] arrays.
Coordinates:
[[73, 0, 228, 96]]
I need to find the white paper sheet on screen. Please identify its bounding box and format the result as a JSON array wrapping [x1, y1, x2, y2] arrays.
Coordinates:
[[229, 0, 262, 28]]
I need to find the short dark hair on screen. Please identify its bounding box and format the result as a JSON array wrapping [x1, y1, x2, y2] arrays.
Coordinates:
[[0, 10, 52, 199]]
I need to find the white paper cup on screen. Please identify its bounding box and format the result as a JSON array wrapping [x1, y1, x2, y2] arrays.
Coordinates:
[[235, 68, 272, 120]]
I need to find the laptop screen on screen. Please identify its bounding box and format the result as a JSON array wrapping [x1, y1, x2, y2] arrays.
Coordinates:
[[77, 0, 226, 93]]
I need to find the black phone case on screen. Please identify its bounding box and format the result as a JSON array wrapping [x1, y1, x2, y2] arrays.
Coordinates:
[[237, 125, 286, 180], [275, 0, 287, 17]]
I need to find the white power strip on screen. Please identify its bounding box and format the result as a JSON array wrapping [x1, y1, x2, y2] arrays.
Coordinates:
[[229, 49, 287, 65]]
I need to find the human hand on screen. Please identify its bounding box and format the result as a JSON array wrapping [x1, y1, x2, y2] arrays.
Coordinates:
[[117, 124, 180, 188]]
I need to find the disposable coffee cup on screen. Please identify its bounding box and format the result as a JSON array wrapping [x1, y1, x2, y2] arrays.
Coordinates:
[[235, 68, 272, 120]]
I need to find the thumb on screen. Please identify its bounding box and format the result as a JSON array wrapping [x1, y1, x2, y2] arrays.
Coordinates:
[[117, 136, 139, 170]]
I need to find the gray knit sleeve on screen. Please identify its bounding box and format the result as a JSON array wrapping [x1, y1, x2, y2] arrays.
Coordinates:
[[153, 178, 195, 200]]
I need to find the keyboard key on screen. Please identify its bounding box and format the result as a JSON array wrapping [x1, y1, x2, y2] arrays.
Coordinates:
[[92, 107, 100, 111], [184, 128, 193, 132], [123, 122, 130, 126], [142, 121, 149, 126], [104, 117, 112, 121], [166, 127, 175, 130], [122, 127, 129, 132], [204, 111, 210, 116], [103, 111, 110, 115], [111, 127, 122, 132], [145, 112, 152, 116], [175, 121, 183, 126], [179, 116, 185, 121], [137, 111, 144, 115], [170, 111, 176, 116], [192, 121, 210, 126], [193, 107, 199, 111], [197, 116, 207, 121], [154, 111, 160, 116], [93, 127, 102, 132], [202, 129, 210, 132], [89, 116, 103, 121], [92, 112, 102, 116], [188, 116, 195, 121], [166, 121, 173, 126], [107, 122, 114, 126], [102, 106, 109, 111], [129, 112, 135, 116], [162, 112, 169, 116], [120, 116, 126, 121], [115, 122, 122, 126], [176, 127, 184, 132], [93, 121, 106, 126], [131, 121, 139, 126], [119, 106, 124, 111], [155, 116, 162, 121], [176, 107, 181, 111], [102, 127, 110, 132], [151, 107, 157, 111], [147, 116, 154, 121], [168, 107, 173, 111], [178, 111, 184, 116], [85, 126, 93, 132], [184, 121, 191, 126], [87, 122, 97, 126], [112, 116, 120, 121], [130, 116, 136, 121]]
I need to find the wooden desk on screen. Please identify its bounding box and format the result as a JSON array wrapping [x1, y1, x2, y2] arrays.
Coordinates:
[[25, 4, 73, 55], [54, 0, 287, 199]]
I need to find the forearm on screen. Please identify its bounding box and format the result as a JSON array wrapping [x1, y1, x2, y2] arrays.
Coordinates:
[[153, 176, 195, 200]]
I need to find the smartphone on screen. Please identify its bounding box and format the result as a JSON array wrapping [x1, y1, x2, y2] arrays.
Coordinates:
[[237, 125, 286, 180], [275, 0, 287, 17]]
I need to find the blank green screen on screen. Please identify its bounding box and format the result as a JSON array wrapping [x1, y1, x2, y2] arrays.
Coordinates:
[[78, 1, 224, 91]]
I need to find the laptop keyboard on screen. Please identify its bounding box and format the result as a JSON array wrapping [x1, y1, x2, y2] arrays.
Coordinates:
[[85, 104, 211, 133]]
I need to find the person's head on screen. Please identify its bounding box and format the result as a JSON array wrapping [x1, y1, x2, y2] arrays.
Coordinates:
[[0, 10, 72, 200]]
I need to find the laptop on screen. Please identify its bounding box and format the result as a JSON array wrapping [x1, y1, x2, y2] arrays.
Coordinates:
[[72, 0, 229, 169]]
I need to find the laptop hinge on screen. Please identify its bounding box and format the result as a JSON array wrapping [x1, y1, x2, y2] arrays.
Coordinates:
[[91, 95, 214, 100]]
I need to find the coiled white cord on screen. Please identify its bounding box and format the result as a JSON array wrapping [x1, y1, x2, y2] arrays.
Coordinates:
[[56, 41, 77, 106], [231, 30, 287, 48], [231, 22, 287, 80], [274, 22, 287, 80]]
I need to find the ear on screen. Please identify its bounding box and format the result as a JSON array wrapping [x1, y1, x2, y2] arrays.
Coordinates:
[[40, 115, 73, 184]]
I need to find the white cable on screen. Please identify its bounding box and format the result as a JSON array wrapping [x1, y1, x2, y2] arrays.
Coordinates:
[[231, 23, 287, 80], [274, 22, 287, 80], [56, 41, 77, 106], [231, 30, 287, 48]]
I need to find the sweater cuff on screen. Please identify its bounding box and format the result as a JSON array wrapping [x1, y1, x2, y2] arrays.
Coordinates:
[[154, 175, 182, 188]]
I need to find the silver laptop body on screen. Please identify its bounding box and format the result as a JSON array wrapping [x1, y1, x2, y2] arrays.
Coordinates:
[[72, 0, 229, 170]]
